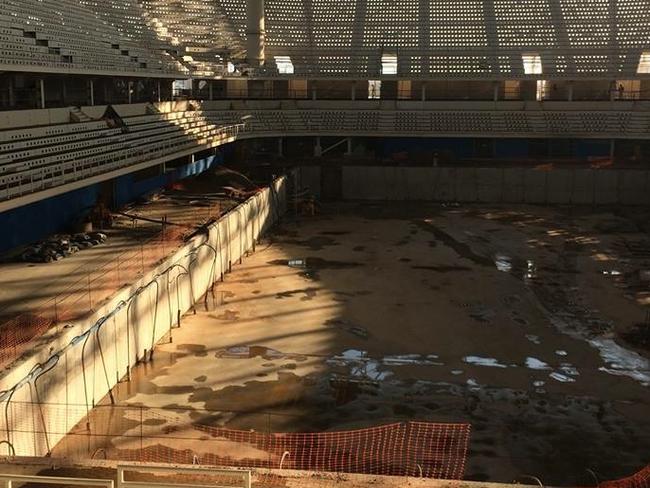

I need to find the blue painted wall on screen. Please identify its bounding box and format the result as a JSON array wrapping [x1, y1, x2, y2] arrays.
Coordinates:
[[371, 137, 611, 160], [0, 153, 223, 253], [113, 154, 221, 207], [0, 184, 100, 252], [494, 139, 529, 158]]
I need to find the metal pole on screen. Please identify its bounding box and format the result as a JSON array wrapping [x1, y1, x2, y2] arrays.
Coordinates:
[[89, 79, 95, 106], [87, 273, 92, 310], [139, 406, 144, 461], [39, 79, 45, 109]]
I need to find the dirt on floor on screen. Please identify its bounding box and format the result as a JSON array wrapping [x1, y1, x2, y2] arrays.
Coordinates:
[[55, 202, 650, 486]]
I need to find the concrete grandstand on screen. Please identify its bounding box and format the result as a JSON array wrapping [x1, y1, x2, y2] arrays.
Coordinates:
[[0, 0, 649, 487]]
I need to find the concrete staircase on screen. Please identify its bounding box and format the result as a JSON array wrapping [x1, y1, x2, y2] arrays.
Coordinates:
[[69, 107, 93, 123]]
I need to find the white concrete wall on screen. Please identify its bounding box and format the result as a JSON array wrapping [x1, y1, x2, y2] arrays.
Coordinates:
[[0, 177, 287, 457], [340, 166, 650, 205]]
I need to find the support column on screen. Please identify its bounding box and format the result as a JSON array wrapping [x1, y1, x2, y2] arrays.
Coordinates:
[[246, 0, 265, 67], [209, 81, 213, 101], [351, 82, 356, 101], [567, 81, 574, 101], [39, 78, 45, 109], [314, 136, 322, 157], [61, 78, 67, 106], [312, 82, 317, 100], [278, 137, 283, 157], [157, 80, 161, 102], [610, 139, 616, 160], [346, 137, 352, 156], [8, 78, 15, 107], [128, 80, 133, 104], [89, 79, 95, 106], [493, 81, 500, 101], [421, 83, 426, 101]]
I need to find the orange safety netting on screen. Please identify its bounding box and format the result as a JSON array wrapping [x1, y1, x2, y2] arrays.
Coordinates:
[[37, 405, 471, 480], [601, 465, 650, 488], [0, 203, 219, 370]]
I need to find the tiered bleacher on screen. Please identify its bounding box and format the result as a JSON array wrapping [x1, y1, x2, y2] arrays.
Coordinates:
[[1, 0, 185, 76], [1, 103, 649, 202], [0, 106, 247, 201]]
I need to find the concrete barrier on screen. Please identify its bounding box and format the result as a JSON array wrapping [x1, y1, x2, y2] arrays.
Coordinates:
[[0, 177, 288, 457], [335, 166, 650, 205]]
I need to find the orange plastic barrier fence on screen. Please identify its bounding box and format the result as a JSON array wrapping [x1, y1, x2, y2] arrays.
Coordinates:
[[0, 205, 218, 370], [27, 405, 473, 480], [602, 465, 650, 488]]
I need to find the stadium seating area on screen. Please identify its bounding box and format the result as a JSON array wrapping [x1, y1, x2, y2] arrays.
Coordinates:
[[1, 102, 649, 203], [0, 107, 246, 201], [1, 0, 184, 75], [6, 0, 650, 78]]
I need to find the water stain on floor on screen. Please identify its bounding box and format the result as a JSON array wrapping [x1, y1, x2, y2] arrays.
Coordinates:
[[416, 220, 494, 267], [275, 287, 319, 300], [411, 265, 472, 273], [214, 309, 239, 321], [270, 257, 363, 281], [176, 344, 208, 357]]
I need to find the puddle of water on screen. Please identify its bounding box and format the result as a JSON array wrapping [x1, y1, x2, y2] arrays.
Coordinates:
[[558, 363, 579, 377], [215, 309, 239, 321], [524, 260, 537, 282], [272, 257, 363, 281], [602, 270, 622, 276], [216, 345, 287, 360], [526, 334, 541, 345], [327, 351, 445, 382], [383, 354, 442, 366], [526, 357, 551, 370], [325, 318, 370, 339], [276, 287, 318, 300], [411, 265, 471, 273], [463, 356, 508, 368], [494, 255, 512, 272], [589, 337, 650, 385], [549, 372, 576, 383], [288, 259, 306, 268], [328, 349, 393, 381]]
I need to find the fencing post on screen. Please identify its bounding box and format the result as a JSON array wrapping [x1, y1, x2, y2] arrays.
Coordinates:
[[140, 406, 144, 462], [87, 272, 92, 310]]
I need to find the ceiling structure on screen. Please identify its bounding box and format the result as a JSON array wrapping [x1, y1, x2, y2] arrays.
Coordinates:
[[139, 0, 650, 78]]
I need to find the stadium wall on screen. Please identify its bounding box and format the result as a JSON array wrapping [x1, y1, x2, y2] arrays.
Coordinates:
[[306, 166, 650, 205], [0, 176, 288, 457], [0, 153, 223, 252]]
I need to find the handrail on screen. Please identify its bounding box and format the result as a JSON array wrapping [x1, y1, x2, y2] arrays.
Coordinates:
[[0, 474, 114, 487], [117, 464, 251, 488]]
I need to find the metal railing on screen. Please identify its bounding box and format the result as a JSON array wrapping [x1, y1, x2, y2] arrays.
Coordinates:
[[0, 206, 219, 370], [0, 122, 248, 202], [117, 464, 251, 488], [0, 474, 114, 488]]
